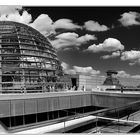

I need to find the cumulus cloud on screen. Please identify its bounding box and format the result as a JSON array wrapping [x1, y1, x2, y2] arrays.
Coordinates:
[[61, 62, 77, 75], [0, 6, 32, 24], [120, 50, 140, 65], [117, 70, 140, 79], [51, 32, 97, 50], [31, 18, 82, 35], [61, 62, 100, 75], [0, 10, 32, 24], [117, 71, 130, 78], [85, 38, 124, 53], [121, 50, 140, 60], [0, 6, 81, 35], [118, 11, 140, 26], [30, 16, 82, 36], [55, 32, 78, 40], [131, 75, 140, 79], [30, 14, 55, 36], [84, 20, 109, 32], [101, 50, 140, 65], [77, 34, 96, 43], [101, 51, 121, 59], [54, 19, 81, 30], [0, 6, 22, 15], [0, 6, 109, 37], [0, 7, 53, 35], [73, 66, 100, 75], [61, 62, 70, 71]]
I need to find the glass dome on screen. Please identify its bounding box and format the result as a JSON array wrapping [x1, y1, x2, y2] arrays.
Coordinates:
[[0, 21, 62, 93]]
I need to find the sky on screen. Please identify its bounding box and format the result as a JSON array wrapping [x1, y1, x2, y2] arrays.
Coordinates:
[[0, 6, 140, 78]]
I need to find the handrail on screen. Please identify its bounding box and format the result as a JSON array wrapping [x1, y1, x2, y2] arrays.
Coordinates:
[[60, 99, 140, 121]]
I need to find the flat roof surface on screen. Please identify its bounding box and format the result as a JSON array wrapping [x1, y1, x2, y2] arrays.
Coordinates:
[[0, 90, 140, 100]]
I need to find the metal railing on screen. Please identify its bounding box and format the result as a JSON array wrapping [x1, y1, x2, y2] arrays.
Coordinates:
[[61, 100, 140, 133]]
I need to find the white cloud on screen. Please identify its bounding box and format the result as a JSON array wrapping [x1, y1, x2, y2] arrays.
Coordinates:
[[0, 7, 80, 36], [55, 32, 78, 40], [118, 11, 140, 26], [117, 70, 140, 79], [0, 6, 53, 35], [30, 14, 55, 36], [129, 60, 140, 66], [31, 17, 82, 36], [51, 32, 97, 50], [0, 6, 22, 15], [117, 71, 130, 78], [54, 19, 81, 30], [121, 50, 140, 65], [131, 75, 140, 79], [0, 6, 108, 37], [0, 6, 32, 24], [77, 34, 96, 43], [0, 6, 32, 25], [101, 50, 140, 65], [0, 10, 32, 24], [61, 62, 77, 75], [61, 62, 100, 75], [73, 66, 100, 75], [61, 62, 70, 70], [86, 38, 124, 53], [84, 20, 109, 31], [101, 51, 121, 59], [121, 50, 140, 61]]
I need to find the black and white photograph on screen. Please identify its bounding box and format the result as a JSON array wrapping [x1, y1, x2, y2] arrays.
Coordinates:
[[0, 2, 140, 135]]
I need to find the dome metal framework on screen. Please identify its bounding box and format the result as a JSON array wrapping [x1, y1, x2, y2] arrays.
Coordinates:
[[0, 21, 63, 93]]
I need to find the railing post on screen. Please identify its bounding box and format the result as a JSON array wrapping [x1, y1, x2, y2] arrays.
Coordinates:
[[96, 113, 98, 133], [36, 99, 38, 123], [9, 100, 12, 128], [23, 100, 25, 125], [131, 106, 134, 126], [117, 109, 120, 133], [64, 121, 65, 133]]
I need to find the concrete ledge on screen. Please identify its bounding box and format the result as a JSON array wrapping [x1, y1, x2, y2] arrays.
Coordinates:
[[0, 91, 140, 118]]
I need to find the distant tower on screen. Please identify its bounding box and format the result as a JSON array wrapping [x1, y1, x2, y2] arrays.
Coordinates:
[[103, 70, 121, 87]]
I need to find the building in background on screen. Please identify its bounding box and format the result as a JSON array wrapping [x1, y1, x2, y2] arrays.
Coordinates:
[[0, 21, 63, 93], [0, 21, 140, 94], [103, 70, 121, 88], [61, 72, 140, 91]]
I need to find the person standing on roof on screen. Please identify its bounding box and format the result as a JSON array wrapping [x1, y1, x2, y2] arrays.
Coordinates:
[[121, 86, 123, 93]]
